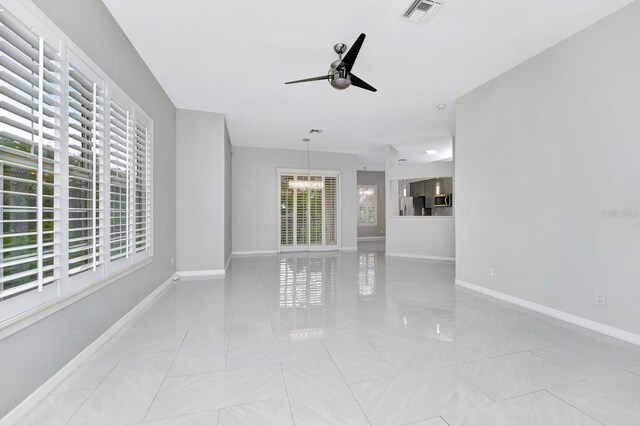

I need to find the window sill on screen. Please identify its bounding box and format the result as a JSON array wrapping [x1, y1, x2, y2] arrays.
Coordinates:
[[0, 257, 153, 341]]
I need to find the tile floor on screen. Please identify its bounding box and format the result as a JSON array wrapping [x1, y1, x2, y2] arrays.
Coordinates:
[[18, 242, 640, 425]]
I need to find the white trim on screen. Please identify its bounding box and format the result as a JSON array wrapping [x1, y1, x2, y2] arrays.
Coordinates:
[[177, 270, 225, 277], [341, 246, 358, 252], [231, 250, 278, 256], [389, 216, 455, 220], [225, 254, 232, 270], [385, 252, 455, 262], [357, 236, 386, 242], [455, 279, 640, 346], [0, 259, 152, 340], [0, 274, 175, 426]]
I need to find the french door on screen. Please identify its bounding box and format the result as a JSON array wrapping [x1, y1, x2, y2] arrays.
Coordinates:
[[278, 169, 340, 252]]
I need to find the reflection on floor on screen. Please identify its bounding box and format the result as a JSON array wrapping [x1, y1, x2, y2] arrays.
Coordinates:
[[18, 242, 640, 425]]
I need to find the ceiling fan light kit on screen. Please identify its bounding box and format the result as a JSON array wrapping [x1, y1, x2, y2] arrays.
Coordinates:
[[285, 33, 377, 92]]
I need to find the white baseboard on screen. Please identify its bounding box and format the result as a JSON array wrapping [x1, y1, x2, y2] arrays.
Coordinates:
[[177, 269, 225, 277], [357, 236, 386, 242], [231, 250, 278, 256], [341, 246, 358, 252], [225, 254, 231, 270], [0, 274, 175, 426], [386, 252, 455, 262], [455, 279, 640, 346]]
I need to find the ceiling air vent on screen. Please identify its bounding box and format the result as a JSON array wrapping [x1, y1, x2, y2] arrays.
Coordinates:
[[402, 0, 443, 24]]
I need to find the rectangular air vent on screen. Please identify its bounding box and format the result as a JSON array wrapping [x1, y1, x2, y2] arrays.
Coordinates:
[[402, 0, 443, 23]]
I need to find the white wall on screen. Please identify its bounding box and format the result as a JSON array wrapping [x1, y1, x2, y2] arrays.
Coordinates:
[[385, 145, 455, 260], [176, 109, 230, 272], [0, 0, 177, 418], [456, 1, 640, 335], [232, 147, 358, 253]]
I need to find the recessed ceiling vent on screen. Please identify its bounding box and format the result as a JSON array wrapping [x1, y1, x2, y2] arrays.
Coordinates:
[[402, 0, 443, 24]]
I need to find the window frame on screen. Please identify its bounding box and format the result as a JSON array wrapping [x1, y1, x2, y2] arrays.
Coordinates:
[[358, 184, 377, 226], [0, 0, 154, 336]]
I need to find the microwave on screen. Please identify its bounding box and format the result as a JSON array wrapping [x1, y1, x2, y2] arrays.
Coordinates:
[[434, 193, 452, 207]]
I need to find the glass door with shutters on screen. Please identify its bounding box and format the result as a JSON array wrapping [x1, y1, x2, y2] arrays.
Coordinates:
[[279, 170, 339, 252]]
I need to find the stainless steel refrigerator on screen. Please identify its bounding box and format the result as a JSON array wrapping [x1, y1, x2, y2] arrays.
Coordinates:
[[400, 196, 414, 216]]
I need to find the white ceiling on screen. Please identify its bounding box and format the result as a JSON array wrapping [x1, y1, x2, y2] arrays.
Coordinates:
[[103, 0, 633, 169]]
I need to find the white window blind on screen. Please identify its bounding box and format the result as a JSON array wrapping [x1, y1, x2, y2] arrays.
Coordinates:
[[0, 3, 153, 319], [324, 176, 337, 245], [279, 171, 339, 252], [0, 8, 62, 299], [108, 99, 131, 261], [67, 64, 104, 276], [133, 117, 151, 253], [358, 185, 377, 226]]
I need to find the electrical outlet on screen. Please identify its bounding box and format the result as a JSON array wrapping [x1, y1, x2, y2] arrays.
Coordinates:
[[595, 292, 606, 306], [170, 257, 174, 267], [488, 268, 494, 277]]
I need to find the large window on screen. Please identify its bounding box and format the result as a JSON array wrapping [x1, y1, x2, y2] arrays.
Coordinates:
[[279, 170, 339, 252], [0, 3, 153, 322], [358, 185, 377, 225]]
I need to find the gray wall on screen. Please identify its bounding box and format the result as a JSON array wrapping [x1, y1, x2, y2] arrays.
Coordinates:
[[232, 147, 358, 252], [456, 1, 640, 334], [224, 124, 232, 264], [176, 109, 230, 272], [357, 171, 385, 238], [0, 0, 177, 418]]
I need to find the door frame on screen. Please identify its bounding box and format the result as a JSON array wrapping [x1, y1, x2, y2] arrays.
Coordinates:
[[277, 168, 341, 253]]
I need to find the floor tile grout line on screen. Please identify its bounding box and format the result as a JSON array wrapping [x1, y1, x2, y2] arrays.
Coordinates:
[[542, 388, 607, 426], [453, 367, 498, 404], [279, 362, 297, 426], [142, 331, 188, 422], [524, 349, 591, 385], [61, 355, 124, 425], [368, 339, 402, 377], [320, 341, 373, 426], [224, 313, 235, 370]]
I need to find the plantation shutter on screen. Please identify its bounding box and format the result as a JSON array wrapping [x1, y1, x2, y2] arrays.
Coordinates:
[[108, 99, 131, 261], [133, 115, 151, 253], [324, 176, 337, 246], [67, 65, 105, 275], [279, 172, 339, 251], [309, 176, 323, 246], [280, 174, 294, 246], [0, 9, 62, 298], [295, 176, 308, 246]]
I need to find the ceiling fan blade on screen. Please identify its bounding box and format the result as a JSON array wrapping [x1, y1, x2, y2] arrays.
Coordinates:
[[350, 74, 377, 92], [343, 33, 366, 72], [284, 75, 331, 84]]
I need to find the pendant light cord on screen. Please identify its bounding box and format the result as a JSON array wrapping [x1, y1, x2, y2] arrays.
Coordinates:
[[307, 140, 311, 181]]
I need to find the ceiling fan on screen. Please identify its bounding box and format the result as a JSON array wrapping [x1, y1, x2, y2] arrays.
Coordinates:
[[285, 33, 377, 92]]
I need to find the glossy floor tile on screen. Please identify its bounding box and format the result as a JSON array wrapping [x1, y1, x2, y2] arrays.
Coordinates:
[[17, 242, 640, 425], [548, 372, 640, 426], [456, 351, 582, 401], [350, 366, 492, 425], [442, 390, 602, 426]]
